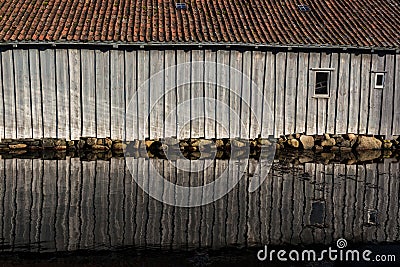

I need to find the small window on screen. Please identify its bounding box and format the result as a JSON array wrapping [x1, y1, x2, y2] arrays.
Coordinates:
[[375, 73, 385, 89], [176, 3, 187, 10], [298, 4, 310, 12], [314, 71, 330, 97]]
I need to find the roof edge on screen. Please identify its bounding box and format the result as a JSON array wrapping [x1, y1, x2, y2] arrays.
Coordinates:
[[0, 41, 399, 53]]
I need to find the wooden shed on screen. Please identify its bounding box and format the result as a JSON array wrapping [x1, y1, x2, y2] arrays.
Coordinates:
[[0, 0, 399, 141]]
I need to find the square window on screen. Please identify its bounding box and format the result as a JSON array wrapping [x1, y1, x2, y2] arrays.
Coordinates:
[[314, 71, 330, 97], [375, 73, 385, 89]]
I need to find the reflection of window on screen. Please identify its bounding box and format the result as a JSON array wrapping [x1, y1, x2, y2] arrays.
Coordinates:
[[375, 73, 385, 89], [314, 71, 330, 97]]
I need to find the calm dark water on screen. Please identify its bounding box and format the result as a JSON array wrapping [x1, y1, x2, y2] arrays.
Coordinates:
[[0, 156, 399, 266]]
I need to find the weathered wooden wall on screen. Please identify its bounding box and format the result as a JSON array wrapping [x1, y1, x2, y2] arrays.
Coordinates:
[[0, 48, 399, 140], [0, 158, 399, 252]]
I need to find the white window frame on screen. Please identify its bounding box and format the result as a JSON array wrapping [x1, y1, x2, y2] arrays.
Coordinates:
[[374, 73, 385, 89], [313, 70, 331, 98]]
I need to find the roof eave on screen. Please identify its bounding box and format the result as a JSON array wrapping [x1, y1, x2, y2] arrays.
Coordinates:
[[0, 41, 399, 53]]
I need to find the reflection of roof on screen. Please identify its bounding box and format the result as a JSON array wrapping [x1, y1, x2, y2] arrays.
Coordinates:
[[0, 0, 399, 49]]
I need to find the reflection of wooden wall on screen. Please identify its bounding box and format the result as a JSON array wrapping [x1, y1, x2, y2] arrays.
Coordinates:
[[0, 158, 399, 252], [1, 48, 399, 140]]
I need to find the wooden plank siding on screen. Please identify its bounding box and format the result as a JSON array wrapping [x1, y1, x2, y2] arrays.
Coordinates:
[[0, 48, 399, 140]]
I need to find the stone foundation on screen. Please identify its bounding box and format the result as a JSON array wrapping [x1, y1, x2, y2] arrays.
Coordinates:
[[0, 134, 399, 163], [0, 134, 398, 153]]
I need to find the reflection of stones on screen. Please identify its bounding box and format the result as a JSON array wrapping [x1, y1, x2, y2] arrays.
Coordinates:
[[356, 150, 382, 162]]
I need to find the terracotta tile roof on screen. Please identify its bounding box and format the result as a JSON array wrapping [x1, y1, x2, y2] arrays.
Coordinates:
[[0, 0, 399, 48]]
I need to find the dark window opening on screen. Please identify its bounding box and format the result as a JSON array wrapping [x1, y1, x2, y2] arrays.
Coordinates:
[[315, 71, 330, 96], [176, 3, 187, 10], [375, 73, 385, 88], [298, 4, 310, 12]]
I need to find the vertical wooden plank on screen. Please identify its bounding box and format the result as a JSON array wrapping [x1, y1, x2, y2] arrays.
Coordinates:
[[149, 50, 165, 139], [358, 54, 372, 134], [393, 55, 400, 135], [137, 51, 149, 140], [56, 49, 70, 139], [164, 50, 177, 138], [336, 54, 350, 134], [306, 53, 320, 135], [96, 50, 111, 138], [124, 50, 137, 140], [40, 49, 57, 138], [0, 50, 3, 140], [229, 50, 243, 138], [191, 50, 205, 138], [68, 49, 81, 140], [318, 53, 330, 134], [295, 53, 308, 134], [348, 54, 362, 134], [326, 53, 339, 134], [241, 51, 252, 139], [381, 54, 395, 138], [110, 50, 125, 140], [2, 50, 16, 139], [81, 50, 96, 137], [285, 52, 297, 135], [29, 50, 43, 139], [204, 50, 217, 139], [216, 50, 230, 138], [250, 51, 265, 138], [368, 54, 385, 135], [176, 50, 191, 139], [14, 50, 32, 138]]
